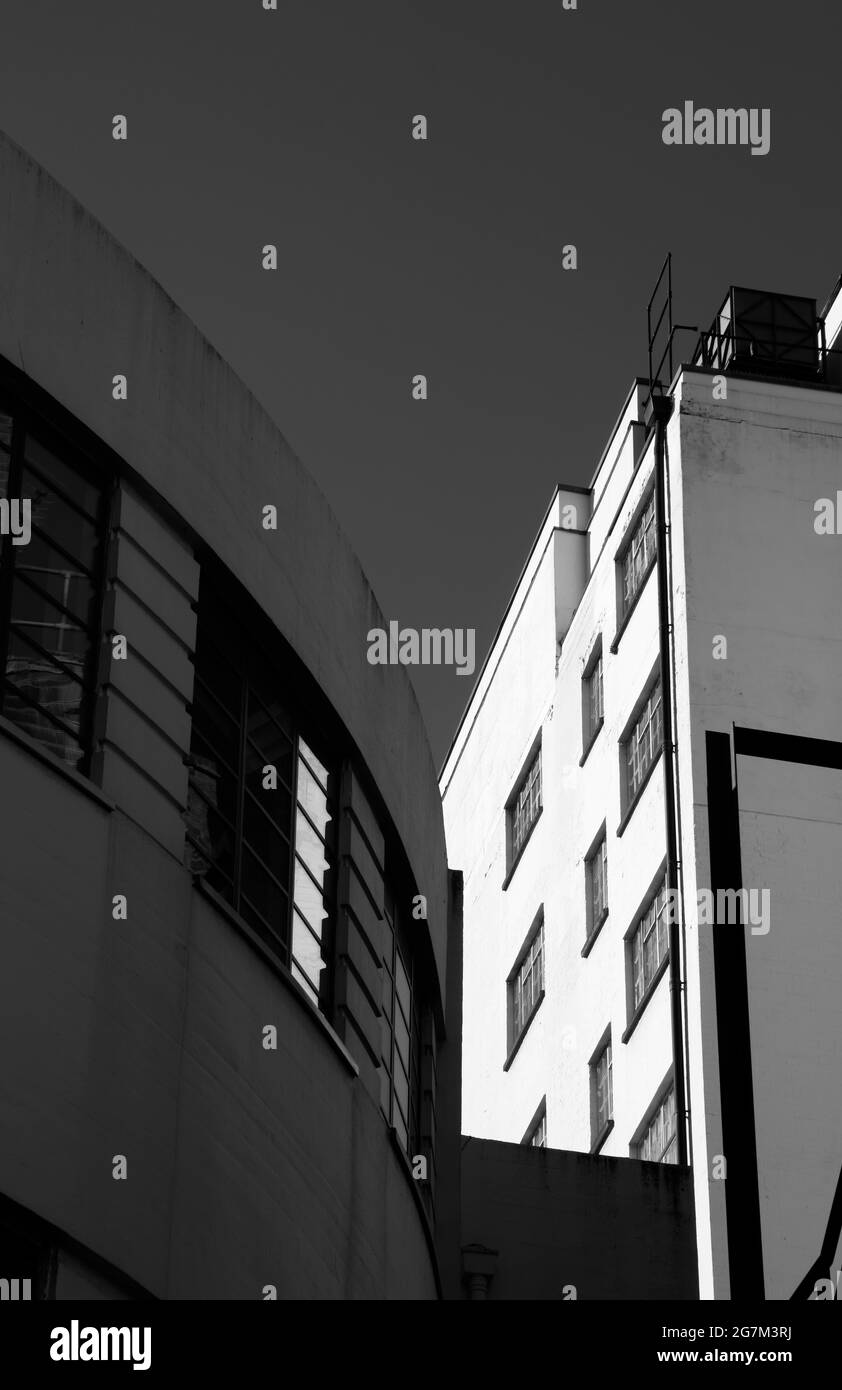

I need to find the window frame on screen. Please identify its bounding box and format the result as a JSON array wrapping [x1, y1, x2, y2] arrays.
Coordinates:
[[583, 823, 608, 953], [632, 1081, 678, 1165], [589, 1029, 614, 1152], [581, 638, 604, 762], [622, 863, 671, 1040], [185, 572, 339, 1018], [503, 735, 543, 887], [504, 908, 545, 1069], [618, 671, 664, 833], [619, 489, 657, 618], [522, 1097, 548, 1149]]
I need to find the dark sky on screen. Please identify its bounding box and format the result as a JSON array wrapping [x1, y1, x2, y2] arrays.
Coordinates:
[[2, 1, 840, 765]]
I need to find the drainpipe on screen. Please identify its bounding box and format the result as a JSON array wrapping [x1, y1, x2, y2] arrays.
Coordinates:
[[461, 1245, 498, 1300], [649, 388, 689, 1168]]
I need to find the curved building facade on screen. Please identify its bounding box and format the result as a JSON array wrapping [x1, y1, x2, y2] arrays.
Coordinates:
[[0, 131, 461, 1300]]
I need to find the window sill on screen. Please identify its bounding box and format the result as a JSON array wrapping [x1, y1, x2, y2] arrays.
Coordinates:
[[621, 953, 670, 1044], [581, 907, 609, 958], [616, 746, 663, 839], [591, 1118, 614, 1155], [0, 711, 115, 813], [609, 554, 656, 655], [501, 806, 543, 892], [579, 718, 604, 768], [193, 877, 360, 1078], [503, 989, 545, 1071]]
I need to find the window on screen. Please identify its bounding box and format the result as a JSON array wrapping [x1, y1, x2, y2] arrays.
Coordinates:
[[0, 403, 108, 773], [631, 876, 669, 1010], [592, 1038, 613, 1141], [185, 575, 336, 1014], [634, 1086, 677, 1164], [624, 680, 662, 804], [583, 646, 604, 749], [508, 915, 544, 1056], [527, 1109, 547, 1149], [621, 492, 656, 614], [509, 744, 542, 864], [586, 833, 608, 934], [379, 880, 425, 1160]]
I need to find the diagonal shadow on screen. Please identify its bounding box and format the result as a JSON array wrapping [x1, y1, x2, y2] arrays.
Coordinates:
[[790, 1156, 842, 1299]]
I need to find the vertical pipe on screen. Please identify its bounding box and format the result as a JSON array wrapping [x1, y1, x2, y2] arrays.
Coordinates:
[[651, 392, 688, 1167]]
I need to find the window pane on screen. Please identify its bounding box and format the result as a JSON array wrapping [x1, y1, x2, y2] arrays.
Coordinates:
[[299, 737, 329, 792], [246, 689, 294, 769], [198, 636, 243, 721], [292, 912, 326, 994], [512, 749, 542, 859], [395, 954, 411, 1025], [241, 846, 288, 935], [243, 792, 291, 885], [293, 857, 328, 938], [25, 436, 102, 522], [5, 633, 85, 719], [22, 468, 101, 571], [1, 673, 83, 766], [193, 681, 241, 776], [294, 810, 329, 884], [393, 1051, 410, 1118], [290, 959, 318, 1007], [394, 1009, 410, 1073], [10, 579, 91, 663], [243, 762, 293, 841], [13, 548, 98, 631], [296, 758, 331, 838]]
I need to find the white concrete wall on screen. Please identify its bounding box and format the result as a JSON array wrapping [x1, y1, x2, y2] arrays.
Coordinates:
[[443, 413, 673, 1162], [670, 369, 842, 1299]]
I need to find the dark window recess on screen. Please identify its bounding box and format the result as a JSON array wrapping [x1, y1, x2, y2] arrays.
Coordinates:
[[631, 876, 669, 1010], [185, 578, 337, 1016], [634, 1085, 677, 1165], [593, 1040, 613, 1136], [0, 403, 108, 774], [510, 746, 542, 862], [621, 494, 656, 616], [508, 917, 544, 1053]]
